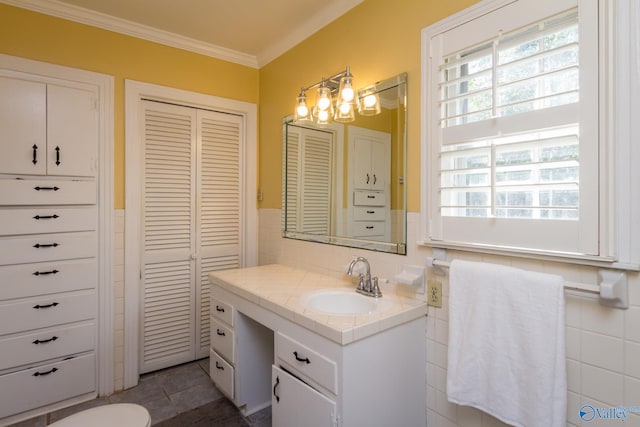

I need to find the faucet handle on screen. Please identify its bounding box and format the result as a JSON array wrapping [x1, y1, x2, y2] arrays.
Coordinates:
[[357, 274, 366, 291], [371, 277, 382, 298]]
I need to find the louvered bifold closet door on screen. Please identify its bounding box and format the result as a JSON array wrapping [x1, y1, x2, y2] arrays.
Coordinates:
[[196, 110, 242, 357], [300, 129, 332, 234], [284, 127, 301, 232], [141, 101, 197, 373]]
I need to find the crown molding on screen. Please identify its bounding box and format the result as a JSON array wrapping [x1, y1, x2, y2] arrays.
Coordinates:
[[257, 0, 364, 67], [1, 0, 260, 68]]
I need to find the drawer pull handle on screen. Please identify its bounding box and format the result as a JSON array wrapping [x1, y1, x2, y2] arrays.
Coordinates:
[[373, 174, 377, 185], [33, 302, 59, 309], [33, 336, 58, 344], [293, 351, 311, 364], [366, 173, 370, 184], [216, 306, 225, 313], [33, 269, 59, 276], [366, 226, 375, 229], [216, 329, 226, 336], [33, 214, 59, 220], [32, 144, 38, 165], [55, 146, 61, 166], [33, 243, 59, 248], [273, 376, 280, 402], [33, 367, 58, 377], [34, 186, 60, 191], [366, 210, 375, 214], [367, 195, 375, 199], [215, 361, 224, 370]]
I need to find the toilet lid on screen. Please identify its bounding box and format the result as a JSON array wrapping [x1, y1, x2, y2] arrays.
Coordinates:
[[50, 403, 151, 427]]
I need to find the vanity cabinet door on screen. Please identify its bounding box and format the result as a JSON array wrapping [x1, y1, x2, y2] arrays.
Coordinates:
[[271, 365, 336, 427]]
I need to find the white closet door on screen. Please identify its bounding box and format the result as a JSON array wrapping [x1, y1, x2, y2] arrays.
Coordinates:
[[300, 129, 332, 234], [196, 110, 242, 357], [284, 127, 300, 232], [141, 101, 197, 373]]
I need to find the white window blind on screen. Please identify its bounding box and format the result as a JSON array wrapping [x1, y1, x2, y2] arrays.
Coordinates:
[[426, 0, 599, 256]]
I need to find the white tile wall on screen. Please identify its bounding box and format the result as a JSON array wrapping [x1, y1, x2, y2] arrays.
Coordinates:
[[258, 208, 640, 427]]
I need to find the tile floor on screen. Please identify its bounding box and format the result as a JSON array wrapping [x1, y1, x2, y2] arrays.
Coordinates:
[[10, 358, 271, 427]]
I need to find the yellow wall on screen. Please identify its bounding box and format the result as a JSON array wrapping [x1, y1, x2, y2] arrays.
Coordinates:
[[0, 4, 259, 209], [259, 0, 479, 212]]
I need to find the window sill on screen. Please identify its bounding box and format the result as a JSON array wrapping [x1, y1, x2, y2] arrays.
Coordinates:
[[417, 239, 640, 271]]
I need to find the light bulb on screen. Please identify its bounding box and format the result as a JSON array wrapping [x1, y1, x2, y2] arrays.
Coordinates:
[[339, 102, 351, 114], [341, 86, 354, 102], [317, 110, 329, 122], [363, 94, 377, 108], [296, 104, 309, 117], [317, 95, 331, 111]]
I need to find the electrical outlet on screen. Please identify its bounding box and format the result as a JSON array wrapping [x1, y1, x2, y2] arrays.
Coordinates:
[[427, 280, 442, 308]]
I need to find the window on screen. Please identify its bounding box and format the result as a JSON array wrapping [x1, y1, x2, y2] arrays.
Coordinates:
[[422, 0, 602, 257]]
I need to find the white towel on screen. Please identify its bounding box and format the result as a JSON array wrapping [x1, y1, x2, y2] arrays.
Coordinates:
[[447, 260, 566, 427]]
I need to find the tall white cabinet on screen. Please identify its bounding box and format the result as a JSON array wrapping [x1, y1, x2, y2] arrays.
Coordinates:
[[348, 126, 391, 241], [0, 58, 111, 424]]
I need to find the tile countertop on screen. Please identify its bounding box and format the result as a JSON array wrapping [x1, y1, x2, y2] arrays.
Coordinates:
[[208, 264, 428, 345]]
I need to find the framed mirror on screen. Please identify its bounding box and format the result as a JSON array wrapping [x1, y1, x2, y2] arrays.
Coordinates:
[[282, 73, 407, 254]]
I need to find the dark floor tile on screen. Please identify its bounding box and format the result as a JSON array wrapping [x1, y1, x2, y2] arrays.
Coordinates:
[[247, 406, 272, 427], [169, 382, 223, 414], [156, 361, 212, 395], [109, 375, 166, 405], [8, 415, 46, 427]]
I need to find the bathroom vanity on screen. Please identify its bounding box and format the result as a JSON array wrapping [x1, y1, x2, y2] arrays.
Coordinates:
[[208, 264, 427, 427]]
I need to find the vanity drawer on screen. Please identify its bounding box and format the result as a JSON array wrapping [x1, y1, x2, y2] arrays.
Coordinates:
[[211, 296, 234, 327], [0, 322, 95, 371], [210, 317, 235, 363], [0, 179, 96, 206], [210, 349, 234, 400], [276, 332, 337, 395], [0, 206, 97, 236], [353, 191, 385, 207], [353, 207, 385, 221], [0, 352, 95, 419], [0, 231, 96, 266], [0, 258, 97, 300], [0, 290, 96, 336], [352, 222, 385, 237]]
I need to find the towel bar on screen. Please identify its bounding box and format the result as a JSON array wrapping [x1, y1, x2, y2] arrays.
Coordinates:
[[425, 257, 628, 309]]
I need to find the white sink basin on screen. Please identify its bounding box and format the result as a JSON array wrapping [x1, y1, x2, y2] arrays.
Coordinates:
[[300, 290, 392, 315]]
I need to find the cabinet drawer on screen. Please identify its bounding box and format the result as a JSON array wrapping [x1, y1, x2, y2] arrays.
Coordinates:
[[211, 296, 234, 327], [0, 322, 95, 371], [0, 231, 96, 266], [0, 206, 97, 236], [0, 352, 95, 419], [0, 258, 97, 300], [352, 222, 385, 237], [210, 349, 234, 400], [0, 291, 96, 336], [353, 207, 385, 221], [353, 191, 385, 206], [0, 179, 96, 206], [210, 317, 235, 364], [276, 332, 337, 395]]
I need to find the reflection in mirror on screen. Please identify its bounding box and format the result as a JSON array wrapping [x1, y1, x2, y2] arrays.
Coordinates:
[[283, 73, 407, 254]]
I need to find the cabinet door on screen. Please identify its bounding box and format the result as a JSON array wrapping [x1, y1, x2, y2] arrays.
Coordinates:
[[352, 138, 372, 189], [272, 365, 336, 427], [0, 77, 47, 175], [47, 84, 98, 177]]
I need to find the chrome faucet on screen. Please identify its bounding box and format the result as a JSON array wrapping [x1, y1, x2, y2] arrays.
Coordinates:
[[346, 257, 382, 298]]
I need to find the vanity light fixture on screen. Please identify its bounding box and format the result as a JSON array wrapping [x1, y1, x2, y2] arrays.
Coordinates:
[[293, 66, 381, 124]]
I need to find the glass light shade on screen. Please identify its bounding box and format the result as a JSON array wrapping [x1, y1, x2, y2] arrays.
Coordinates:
[[337, 72, 355, 104], [358, 92, 381, 116], [294, 91, 310, 121], [315, 85, 333, 114]]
